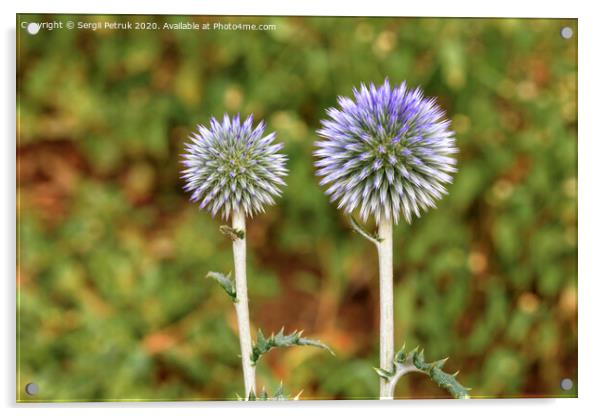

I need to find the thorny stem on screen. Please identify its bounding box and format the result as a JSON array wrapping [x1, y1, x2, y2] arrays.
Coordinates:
[[377, 217, 394, 399], [232, 209, 256, 397]]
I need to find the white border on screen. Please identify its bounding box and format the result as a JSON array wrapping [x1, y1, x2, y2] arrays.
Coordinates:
[[3, 1, 600, 415]]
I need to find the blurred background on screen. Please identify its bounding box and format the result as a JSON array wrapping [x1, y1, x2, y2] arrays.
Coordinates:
[[16, 15, 577, 401]]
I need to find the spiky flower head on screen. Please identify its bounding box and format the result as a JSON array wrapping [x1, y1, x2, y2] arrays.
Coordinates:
[[314, 80, 458, 223], [182, 114, 287, 219]]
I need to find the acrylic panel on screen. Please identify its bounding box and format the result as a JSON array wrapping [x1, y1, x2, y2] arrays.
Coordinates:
[[16, 14, 577, 402]]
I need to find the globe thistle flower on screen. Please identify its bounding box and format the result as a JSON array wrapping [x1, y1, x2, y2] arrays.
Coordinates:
[[315, 80, 464, 399], [182, 114, 332, 399], [182, 114, 287, 219], [314, 80, 458, 223]]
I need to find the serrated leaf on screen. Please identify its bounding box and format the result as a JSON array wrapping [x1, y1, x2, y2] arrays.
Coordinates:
[[348, 215, 383, 245], [243, 384, 299, 401], [384, 342, 471, 399], [250, 328, 334, 365], [220, 225, 245, 241], [206, 271, 237, 302]]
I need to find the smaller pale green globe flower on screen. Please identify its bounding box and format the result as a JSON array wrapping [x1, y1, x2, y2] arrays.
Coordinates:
[[181, 114, 288, 219]]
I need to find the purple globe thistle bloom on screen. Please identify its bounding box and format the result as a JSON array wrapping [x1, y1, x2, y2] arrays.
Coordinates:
[[182, 114, 287, 219], [315, 80, 458, 223]]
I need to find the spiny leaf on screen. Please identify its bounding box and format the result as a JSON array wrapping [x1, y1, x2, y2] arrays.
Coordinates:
[[241, 384, 301, 401], [219, 225, 245, 241], [385, 343, 471, 399], [206, 271, 237, 302], [250, 328, 334, 366], [348, 215, 383, 245], [404, 345, 470, 399]]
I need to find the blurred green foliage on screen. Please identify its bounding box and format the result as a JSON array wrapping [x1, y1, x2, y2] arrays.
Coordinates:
[[16, 15, 577, 401]]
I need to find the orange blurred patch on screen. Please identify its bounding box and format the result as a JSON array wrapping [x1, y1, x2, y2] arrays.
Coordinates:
[[143, 330, 180, 355]]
